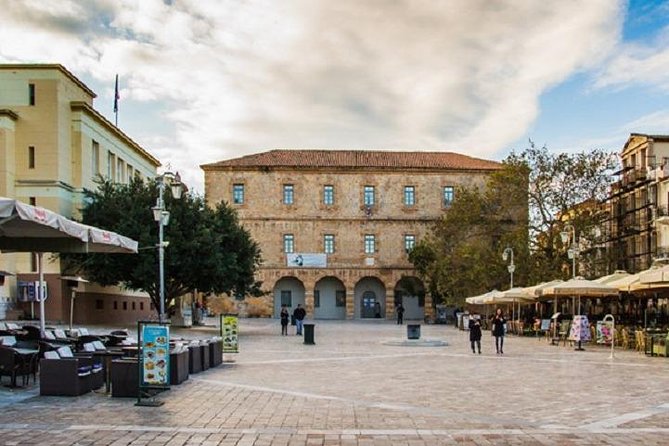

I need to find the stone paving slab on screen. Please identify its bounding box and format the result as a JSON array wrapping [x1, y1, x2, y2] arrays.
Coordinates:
[[0, 319, 667, 445]]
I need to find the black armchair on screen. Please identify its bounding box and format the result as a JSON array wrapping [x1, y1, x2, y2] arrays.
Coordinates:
[[39, 348, 98, 396], [0, 346, 33, 387]]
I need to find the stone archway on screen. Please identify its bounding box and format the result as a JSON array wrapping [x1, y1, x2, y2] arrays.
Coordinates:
[[394, 276, 426, 321], [273, 276, 305, 318], [354, 277, 385, 319], [314, 276, 346, 320]]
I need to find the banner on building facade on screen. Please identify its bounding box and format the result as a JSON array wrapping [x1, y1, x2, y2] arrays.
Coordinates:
[[222, 314, 239, 353], [286, 253, 327, 268]]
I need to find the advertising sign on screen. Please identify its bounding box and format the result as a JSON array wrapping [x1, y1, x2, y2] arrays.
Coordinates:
[[222, 315, 239, 353], [596, 320, 614, 345], [17, 281, 48, 302], [140, 324, 170, 387], [286, 253, 327, 268]]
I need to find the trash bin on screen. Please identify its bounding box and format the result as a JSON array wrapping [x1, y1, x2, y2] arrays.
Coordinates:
[[407, 324, 421, 340], [304, 323, 315, 345]]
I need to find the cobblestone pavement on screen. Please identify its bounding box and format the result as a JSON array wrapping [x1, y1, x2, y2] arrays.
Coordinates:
[[1, 319, 668, 445]]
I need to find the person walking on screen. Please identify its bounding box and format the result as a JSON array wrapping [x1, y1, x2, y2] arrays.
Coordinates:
[[293, 304, 306, 335], [469, 313, 482, 354], [491, 308, 506, 355], [396, 303, 405, 325], [280, 304, 289, 336]]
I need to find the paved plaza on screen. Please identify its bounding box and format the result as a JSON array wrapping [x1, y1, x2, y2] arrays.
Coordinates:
[[1, 319, 668, 445]]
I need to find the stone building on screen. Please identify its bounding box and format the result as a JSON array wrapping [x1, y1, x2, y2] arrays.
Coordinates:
[[0, 64, 160, 323], [606, 133, 669, 272], [202, 150, 502, 320]]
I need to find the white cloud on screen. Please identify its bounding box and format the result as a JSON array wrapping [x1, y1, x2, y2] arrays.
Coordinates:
[[0, 0, 624, 192], [595, 24, 669, 91]]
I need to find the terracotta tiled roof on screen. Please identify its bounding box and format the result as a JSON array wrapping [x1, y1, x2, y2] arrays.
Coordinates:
[[202, 149, 502, 171]]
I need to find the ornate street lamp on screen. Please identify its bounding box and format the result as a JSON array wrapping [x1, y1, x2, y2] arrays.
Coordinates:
[[153, 171, 182, 322], [560, 224, 578, 279], [502, 247, 516, 324]]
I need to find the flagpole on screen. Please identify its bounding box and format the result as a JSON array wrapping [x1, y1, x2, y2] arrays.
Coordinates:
[[114, 74, 119, 127]]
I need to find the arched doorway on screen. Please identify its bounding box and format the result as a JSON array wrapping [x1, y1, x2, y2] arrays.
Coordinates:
[[394, 277, 425, 321], [354, 277, 385, 319], [314, 277, 346, 320], [273, 277, 305, 318]]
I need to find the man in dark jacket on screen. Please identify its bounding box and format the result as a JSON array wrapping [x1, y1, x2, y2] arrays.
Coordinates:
[[293, 304, 306, 335]]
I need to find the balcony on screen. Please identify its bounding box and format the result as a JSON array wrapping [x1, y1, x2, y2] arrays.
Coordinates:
[[655, 206, 669, 225]]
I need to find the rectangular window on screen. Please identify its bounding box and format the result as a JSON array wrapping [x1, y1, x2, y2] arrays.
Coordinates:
[[283, 184, 294, 205], [364, 185, 375, 206], [127, 165, 134, 181], [28, 146, 35, 169], [364, 234, 376, 254], [113, 301, 118, 310], [314, 290, 320, 308], [140, 302, 144, 311], [281, 290, 292, 307], [116, 158, 124, 183], [404, 186, 415, 206], [29, 83, 35, 105], [108, 152, 115, 179], [233, 184, 245, 204], [30, 253, 37, 272], [324, 234, 335, 254], [132, 301, 136, 310], [323, 185, 334, 206], [283, 234, 294, 253], [92, 141, 100, 175], [122, 301, 127, 311], [95, 299, 104, 310], [336, 290, 346, 307], [29, 197, 36, 206], [443, 186, 454, 207], [405, 234, 416, 253]]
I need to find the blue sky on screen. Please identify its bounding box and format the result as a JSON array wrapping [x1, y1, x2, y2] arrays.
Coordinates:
[[2, 1, 669, 193]]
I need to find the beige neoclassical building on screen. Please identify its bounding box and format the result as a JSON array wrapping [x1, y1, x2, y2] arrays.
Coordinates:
[[0, 64, 160, 323], [202, 150, 501, 320]]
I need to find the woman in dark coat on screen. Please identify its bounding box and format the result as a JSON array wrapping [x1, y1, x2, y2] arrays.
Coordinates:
[[491, 308, 506, 355], [280, 304, 289, 336], [468, 313, 482, 354]]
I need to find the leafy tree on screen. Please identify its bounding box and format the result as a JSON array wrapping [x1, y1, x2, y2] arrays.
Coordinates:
[[410, 143, 615, 307], [410, 161, 529, 306], [62, 177, 262, 317], [507, 142, 616, 282]]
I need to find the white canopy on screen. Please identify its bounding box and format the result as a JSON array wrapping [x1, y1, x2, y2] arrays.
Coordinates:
[[540, 277, 618, 297], [0, 197, 138, 253], [593, 270, 630, 285]]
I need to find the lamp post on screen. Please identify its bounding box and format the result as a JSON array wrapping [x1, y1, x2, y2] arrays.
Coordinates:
[[152, 171, 182, 323], [560, 224, 578, 279], [502, 247, 516, 325]]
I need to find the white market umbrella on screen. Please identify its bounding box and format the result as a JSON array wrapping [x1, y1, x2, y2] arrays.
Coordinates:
[[0, 197, 138, 335], [541, 277, 618, 315], [594, 270, 630, 285], [638, 265, 669, 284]]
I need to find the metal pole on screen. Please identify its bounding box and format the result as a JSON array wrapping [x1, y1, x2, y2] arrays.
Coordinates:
[[69, 289, 75, 331], [38, 253, 45, 337], [158, 181, 165, 323], [572, 228, 577, 278]]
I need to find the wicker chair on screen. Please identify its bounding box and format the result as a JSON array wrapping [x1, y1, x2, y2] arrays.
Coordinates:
[[0, 346, 33, 387], [635, 330, 646, 353], [39, 347, 97, 396], [621, 328, 630, 350]]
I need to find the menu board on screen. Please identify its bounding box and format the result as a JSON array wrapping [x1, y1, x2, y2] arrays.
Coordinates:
[[141, 324, 170, 387], [222, 315, 239, 353]]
